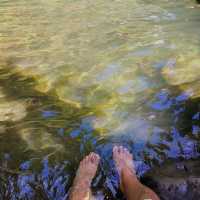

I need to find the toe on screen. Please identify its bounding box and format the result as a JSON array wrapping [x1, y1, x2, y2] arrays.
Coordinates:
[[119, 146, 124, 154], [80, 156, 87, 167], [93, 153, 100, 164], [86, 153, 100, 165], [124, 147, 129, 155], [113, 145, 117, 153], [80, 160, 84, 167], [123, 148, 133, 158], [89, 153, 95, 161], [113, 146, 118, 156], [123, 146, 128, 154], [90, 152, 96, 163], [84, 155, 90, 164]]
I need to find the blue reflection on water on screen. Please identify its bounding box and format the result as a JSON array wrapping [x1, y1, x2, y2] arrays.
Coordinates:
[[57, 128, 65, 136], [70, 129, 81, 138], [80, 117, 94, 133], [153, 60, 167, 69], [175, 92, 191, 102], [117, 76, 152, 95], [151, 90, 172, 111], [42, 110, 59, 118], [167, 127, 199, 159], [192, 125, 200, 135], [18, 175, 35, 199], [1, 89, 199, 199], [20, 161, 31, 171], [192, 112, 200, 120], [69, 117, 94, 139], [96, 63, 121, 82], [131, 48, 154, 57]]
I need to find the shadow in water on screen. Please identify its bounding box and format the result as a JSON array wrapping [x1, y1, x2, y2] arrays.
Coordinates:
[[0, 66, 200, 200], [0, 66, 105, 199]]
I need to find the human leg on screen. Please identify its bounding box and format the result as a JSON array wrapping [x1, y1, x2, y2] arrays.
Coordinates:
[[113, 146, 160, 200], [69, 152, 100, 200]]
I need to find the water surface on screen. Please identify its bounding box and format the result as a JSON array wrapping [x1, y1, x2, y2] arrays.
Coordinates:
[[0, 0, 200, 199]]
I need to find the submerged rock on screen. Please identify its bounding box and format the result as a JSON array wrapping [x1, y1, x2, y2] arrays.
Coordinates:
[[143, 159, 200, 200], [162, 58, 200, 86], [19, 128, 64, 152], [162, 57, 200, 99], [0, 101, 27, 122], [0, 88, 27, 122]]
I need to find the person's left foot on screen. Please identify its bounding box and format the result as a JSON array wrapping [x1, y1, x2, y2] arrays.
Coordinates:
[[70, 152, 100, 200]]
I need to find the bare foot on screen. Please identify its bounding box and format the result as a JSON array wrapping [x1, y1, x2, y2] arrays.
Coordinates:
[[113, 146, 137, 190], [70, 152, 100, 200], [113, 146, 160, 200]]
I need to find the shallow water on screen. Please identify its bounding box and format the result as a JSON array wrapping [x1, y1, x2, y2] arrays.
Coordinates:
[[0, 0, 200, 199]]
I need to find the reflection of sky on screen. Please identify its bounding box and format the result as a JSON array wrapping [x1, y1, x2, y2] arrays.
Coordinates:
[[145, 11, 176, 22], [117, 76, 152, 95], [130, 48, 154, 57], [0, 0, 200, 198], [193, 112, 200, 120], [15, 159, 69, 200], [1, 85, 199, 199], [148, 88, 199, 161], [42, 110, 59, 118], [192, 125, 200, 135], [150, 89, 173, 111], [150, 90, 192, 112], [110, 116, 151, 142], [153, 60, 168, 69], [2, 103, 200, 199], [69, 116, 94, 139], [96, 63, 121, 82], [167, 127, 199, 159]]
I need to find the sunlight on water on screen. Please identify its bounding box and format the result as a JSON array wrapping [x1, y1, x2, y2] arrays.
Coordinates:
[[0, 0, 200, 160], [0, 88, 27, 122], [0, 0, 200, 198]]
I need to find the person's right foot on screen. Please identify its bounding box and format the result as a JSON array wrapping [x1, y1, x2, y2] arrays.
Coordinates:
[[113, 146, 137, 190], [70, 152, 100, 200], [113, 146, 160, 200]]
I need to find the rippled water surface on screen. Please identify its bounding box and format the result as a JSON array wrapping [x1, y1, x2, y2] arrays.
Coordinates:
[[0, 0, 200, 199]]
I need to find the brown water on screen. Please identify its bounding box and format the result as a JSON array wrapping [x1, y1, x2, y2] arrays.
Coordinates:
[[0, 0, 200, 199]]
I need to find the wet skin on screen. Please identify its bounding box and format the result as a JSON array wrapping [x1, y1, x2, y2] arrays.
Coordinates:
[[70, 146, 160, 200]]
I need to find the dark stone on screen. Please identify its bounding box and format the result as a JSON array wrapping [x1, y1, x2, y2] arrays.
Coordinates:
[[141, 159, 200, 200]]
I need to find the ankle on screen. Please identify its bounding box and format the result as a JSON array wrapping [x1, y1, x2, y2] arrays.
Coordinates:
[[119, 168, 139, 192], [70, 188, 90, 200], [74, 179, 91, 188], [122, 167, 138, 181]]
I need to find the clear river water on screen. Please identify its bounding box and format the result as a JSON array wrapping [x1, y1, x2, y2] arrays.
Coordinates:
[[0, 0, 200, 199]]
